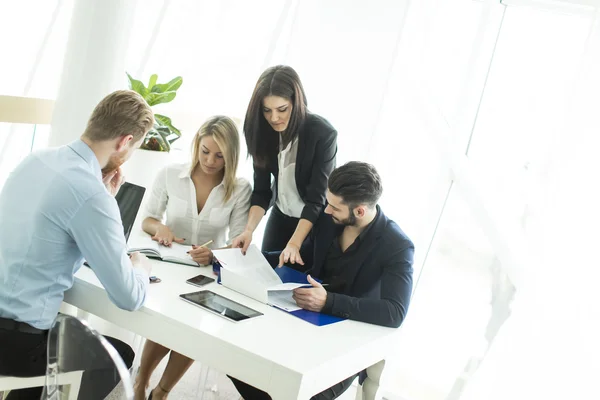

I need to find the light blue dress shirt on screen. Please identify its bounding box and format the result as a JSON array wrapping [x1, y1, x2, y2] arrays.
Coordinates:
[[0, 139, 148, 329]]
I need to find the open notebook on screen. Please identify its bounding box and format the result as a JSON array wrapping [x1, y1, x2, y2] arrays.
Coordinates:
[[213, 245, 314, 312], [127, 230, 197, 267]]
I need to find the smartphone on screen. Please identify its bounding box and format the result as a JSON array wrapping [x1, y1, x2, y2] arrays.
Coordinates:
[[186, 274, 215, 288]]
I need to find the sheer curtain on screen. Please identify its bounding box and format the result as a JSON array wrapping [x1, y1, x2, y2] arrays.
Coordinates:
[[0, 0, 73, 187], [1, 1, 599, 399], [460, 4, 600, 399]]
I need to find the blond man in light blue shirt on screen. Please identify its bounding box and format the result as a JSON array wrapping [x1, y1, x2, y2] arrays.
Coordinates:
[[0, 90, 154, 400]]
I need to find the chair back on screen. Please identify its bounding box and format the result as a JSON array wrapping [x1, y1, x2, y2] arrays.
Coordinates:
[[42, 314, 134, 400]]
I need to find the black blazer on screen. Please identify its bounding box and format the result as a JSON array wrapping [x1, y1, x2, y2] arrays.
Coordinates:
[[266, 206, 414, 328], [250, 113, 337, 223]]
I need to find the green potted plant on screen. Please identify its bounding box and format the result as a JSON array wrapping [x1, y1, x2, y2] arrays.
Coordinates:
[[127, 73, 183, 151]]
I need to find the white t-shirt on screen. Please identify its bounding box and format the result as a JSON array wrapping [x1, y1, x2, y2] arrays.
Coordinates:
[[145, 163, 252, 248], [275, 135, 306, 218]]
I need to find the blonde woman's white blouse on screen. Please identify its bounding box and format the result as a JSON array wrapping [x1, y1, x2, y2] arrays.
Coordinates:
[[145, 164, 252, 248]]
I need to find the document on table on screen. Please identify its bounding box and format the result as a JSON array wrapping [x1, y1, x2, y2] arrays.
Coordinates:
[[213, 245, 309, 290], [213, 245, 307, 311], [127, 230, 197, 266]]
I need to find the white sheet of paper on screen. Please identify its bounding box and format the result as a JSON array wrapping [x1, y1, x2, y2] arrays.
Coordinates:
[[160, 242, 194, 261], [127, 230, 194, 262], [213, 245, 282, 287], [127, 230, 159, 252], [268, 291, 301, 312], [268, 282, 310, 291]]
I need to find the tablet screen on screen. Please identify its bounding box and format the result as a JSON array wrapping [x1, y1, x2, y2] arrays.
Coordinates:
[[179, 290, 262, 322]]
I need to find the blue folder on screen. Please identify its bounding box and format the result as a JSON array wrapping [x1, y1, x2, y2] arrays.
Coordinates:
[[275, 266, 346, 326], [274, 265, 315, 285], [215, 262, 345, 326], [287, 308, 345, 326]]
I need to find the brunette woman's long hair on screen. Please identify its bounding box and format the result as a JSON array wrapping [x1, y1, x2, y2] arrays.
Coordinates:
[[243, 65, 308, 168]]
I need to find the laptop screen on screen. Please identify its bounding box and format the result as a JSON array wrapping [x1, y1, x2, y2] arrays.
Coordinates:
[[114, 182, 146, 241]]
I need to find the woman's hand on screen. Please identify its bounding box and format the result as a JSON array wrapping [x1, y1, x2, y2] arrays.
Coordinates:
[[151, 224, 185, 247], [188, 246, 214, 265], [231, 230, 253, 255], [278, 242, 304, 267]]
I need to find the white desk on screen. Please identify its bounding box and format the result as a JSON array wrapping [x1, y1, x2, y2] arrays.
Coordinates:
[[64, 260, 398, 399]]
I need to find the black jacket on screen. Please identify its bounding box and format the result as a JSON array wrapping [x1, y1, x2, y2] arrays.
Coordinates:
[[266, 206, 414, 328], [250, 113, 337, 223]]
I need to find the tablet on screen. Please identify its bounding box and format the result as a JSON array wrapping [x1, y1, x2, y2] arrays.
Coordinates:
[[179, 290, 263, 322]]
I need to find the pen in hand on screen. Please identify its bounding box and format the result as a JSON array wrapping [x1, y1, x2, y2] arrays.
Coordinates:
[[186, 239, 214, 265], [186, 239, 213, 253]]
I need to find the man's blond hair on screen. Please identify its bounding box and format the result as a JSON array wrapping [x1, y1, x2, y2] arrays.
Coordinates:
[[83, 90, 154, 142]]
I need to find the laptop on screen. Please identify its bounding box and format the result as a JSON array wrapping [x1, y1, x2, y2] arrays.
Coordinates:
[[83, 182, 145, 269], [115, 182, 146, 242]]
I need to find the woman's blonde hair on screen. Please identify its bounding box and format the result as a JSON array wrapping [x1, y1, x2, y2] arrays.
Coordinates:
[[190, 116, 240, 202]]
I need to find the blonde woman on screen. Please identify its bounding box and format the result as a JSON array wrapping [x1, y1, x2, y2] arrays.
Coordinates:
[[134, 116, 251, 400]]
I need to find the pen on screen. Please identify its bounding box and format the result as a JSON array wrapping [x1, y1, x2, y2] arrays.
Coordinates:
[[197, 239, 213, 248], [186, 239, 213, 254]]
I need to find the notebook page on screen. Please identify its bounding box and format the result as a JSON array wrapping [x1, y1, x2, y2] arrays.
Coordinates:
[[160, 242, 194, 262], [127, 230, 159, 254]]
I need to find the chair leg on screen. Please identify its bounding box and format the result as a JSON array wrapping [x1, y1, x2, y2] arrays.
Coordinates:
[[66, 371, 83, 400]]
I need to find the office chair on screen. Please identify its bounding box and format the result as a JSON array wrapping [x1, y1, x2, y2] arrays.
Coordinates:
[[42, 314, 134, 400]]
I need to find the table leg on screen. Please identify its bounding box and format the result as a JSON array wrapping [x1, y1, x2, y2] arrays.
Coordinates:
[[358, 360, 386, 400], [130, 335, 146, 378]]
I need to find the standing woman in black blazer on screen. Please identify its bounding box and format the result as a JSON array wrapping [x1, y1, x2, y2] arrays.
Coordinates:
[[232, 65, 337, 265]]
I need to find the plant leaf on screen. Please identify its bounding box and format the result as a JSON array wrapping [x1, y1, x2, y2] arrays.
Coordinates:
[[148, 74, 158, 91], [151, 76, 183, 93], [155, 124, 171, 136], [126, 73, 148, 97], [167, 133, 180, 144], [155, 126, 171, 152], [145, 91, 176, 106], [155, 114, 181, 136], [142, 126, 170, 152]]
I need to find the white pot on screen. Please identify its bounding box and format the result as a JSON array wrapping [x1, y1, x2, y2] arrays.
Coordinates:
[[121, 148, 185, 190], [121, 148, 187, 230]]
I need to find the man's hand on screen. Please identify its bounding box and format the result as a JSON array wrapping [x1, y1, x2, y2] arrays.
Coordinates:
[[188, 245, 213, 265], [278, 242, 304, 267], [231, 230, 253, 255], [292, 275, 327, 312], [151, 224, 185, 247], [130, 251, 152, 276], [102, 167, 125, 196]]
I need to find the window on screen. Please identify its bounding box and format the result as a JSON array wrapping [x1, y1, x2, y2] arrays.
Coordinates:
[[387, 187, 515, 400], [467, 5, 592, 243], [0, 123, 50, 189], [0, 1, 73, 98]]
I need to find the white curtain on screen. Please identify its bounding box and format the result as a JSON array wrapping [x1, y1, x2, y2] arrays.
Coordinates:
[[1, 1, 599, 399], [460, 4, 600, 399], [0, 0, 73, 185]]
